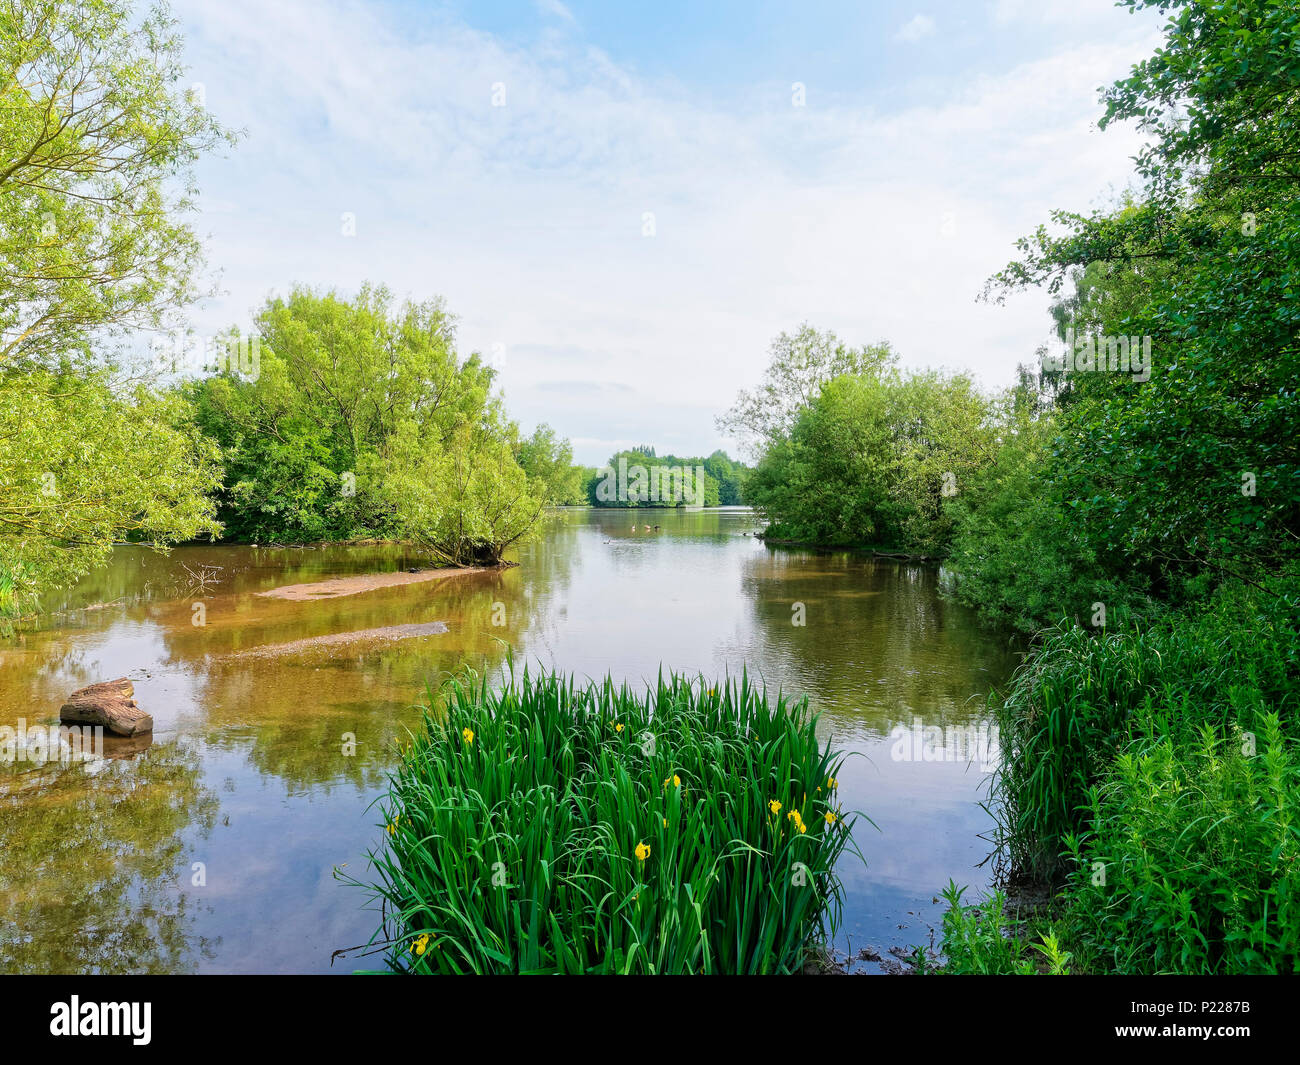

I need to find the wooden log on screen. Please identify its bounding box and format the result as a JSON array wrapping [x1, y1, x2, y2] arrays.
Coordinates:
[[59, 678, 153, 737]]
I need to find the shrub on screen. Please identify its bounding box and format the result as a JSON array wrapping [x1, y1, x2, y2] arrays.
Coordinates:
[[993, 573, 1300, 881], [1060, 715, 1300, 974]]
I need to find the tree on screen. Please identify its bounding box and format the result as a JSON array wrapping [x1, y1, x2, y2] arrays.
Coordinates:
[[0, 371, 221, 609], [0, 0, 234, 368], [188, 285, 542, 564], [745, 368, 996, 551], [717, 323, 895, 458], [0, 0, 234, 611], [515, 424, 584, 505], [986, 0, 1300, 590]]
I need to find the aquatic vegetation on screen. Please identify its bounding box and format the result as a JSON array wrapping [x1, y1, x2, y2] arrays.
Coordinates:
[[992, 574, 1300, 882], [973, 572, 1300, 974], [356, 661, 863, 974], [934, 882, 1069, 976]]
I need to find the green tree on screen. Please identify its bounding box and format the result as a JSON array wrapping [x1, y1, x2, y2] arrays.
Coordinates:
[[0, 371, 222, 609], [745, 368, 996, 552], [0, 0, 234, 368], [189, 285, 542, 564], [717, 323, 895, 458], [515, 424, 584, 505], [987, 0, 1300, 592], [0, 0, 233, 611]]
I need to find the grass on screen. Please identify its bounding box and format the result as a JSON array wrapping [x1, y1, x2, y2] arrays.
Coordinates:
[[935, 881, 1070, 975], [353, 659, 865, 974], [949, 570, 1300, 974], [991, 574, 1300, 882]]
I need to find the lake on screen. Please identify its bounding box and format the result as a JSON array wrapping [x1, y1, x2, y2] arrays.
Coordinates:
[[0, 507, 1021, 973]]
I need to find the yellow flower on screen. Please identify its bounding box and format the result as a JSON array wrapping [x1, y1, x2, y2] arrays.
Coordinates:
[[410, 933, 430, 956], [827, 776, 838, 791], [614, 722, 624, 733], [663, 774, 681, 789], [462, 727, 474, 745], [769, 799, 782, 816], [386, 821, 397, 836], [824, 811, 837, 825], [707, 688, 716, 697], [787, 810, 806, 834], [663, 817, 669, 828], [635, 842, 651, 862]]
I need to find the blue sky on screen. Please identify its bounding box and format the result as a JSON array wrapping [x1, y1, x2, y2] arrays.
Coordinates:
[[172, 0, 1164, 464]]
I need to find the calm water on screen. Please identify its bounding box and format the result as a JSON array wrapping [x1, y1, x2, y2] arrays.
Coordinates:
[[0, 508, 1021, 973]]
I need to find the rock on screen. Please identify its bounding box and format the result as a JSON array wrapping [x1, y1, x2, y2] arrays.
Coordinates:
[[59, 678, 153, 737]]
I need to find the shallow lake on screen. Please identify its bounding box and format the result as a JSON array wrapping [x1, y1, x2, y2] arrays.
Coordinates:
[[0, 508, 1021, 973]]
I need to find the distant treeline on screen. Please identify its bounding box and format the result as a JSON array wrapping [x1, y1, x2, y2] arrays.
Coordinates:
[[576, 447, 750, 508]]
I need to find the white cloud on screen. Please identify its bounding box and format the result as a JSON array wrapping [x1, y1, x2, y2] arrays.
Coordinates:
[[172, 0, 1161, 464], [536, 0, 576, 23], [894, 14, 936, 43]]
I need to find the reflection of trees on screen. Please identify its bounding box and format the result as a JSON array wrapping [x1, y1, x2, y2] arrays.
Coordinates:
[[35, 543, 440, 619], [188, 565, 543, 795], [737, 546, 1023, 735], [0, 740, 218, 973]]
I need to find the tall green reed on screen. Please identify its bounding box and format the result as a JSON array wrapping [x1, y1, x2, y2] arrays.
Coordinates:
[[352, 659, 865, 974]]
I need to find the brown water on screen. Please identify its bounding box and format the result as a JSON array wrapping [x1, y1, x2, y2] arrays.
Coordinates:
[[0, 508, 1021, 973]]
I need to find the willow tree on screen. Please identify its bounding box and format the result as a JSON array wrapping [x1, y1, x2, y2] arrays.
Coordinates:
[[189, 285, 543, 565], [717, 323, 895, 459], [1, 0, 232, 367], [0, 1, 232, 610]]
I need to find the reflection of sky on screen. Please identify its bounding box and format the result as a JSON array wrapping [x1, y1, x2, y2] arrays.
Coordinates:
[[1, 510, 1022, 973]]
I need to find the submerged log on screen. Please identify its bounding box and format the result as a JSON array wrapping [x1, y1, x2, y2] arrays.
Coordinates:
[[59, 678, 153, 737]]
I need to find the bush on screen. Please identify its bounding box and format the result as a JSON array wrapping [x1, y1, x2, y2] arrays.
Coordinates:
[[357, 663, 862, 974], [993, 574, 1300, 881], [1060, 714, 1300, 974], [979, 571, 1300, 974]]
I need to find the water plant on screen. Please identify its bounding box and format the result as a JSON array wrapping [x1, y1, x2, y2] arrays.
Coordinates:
[[355, 660, 864, 974]]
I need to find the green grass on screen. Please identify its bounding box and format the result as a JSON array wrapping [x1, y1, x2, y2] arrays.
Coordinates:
[[992, 574, 1300, 882], [935, 881, 1070, 975], [956, 571, 1300, 974], [354, 659, 865, 974]]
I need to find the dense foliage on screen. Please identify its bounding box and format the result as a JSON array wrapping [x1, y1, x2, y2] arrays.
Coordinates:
[[358, 664, 860, 974], [0, 0, 230, 611], [746, 364, 995, 553], [586, 446, 749, 508], [0, 370, 221, 610], [933, 0, 1300, 975], [187, 286, 541, 565], [514, 424, 588, 505]]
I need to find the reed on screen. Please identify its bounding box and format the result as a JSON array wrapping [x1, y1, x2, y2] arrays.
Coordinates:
[[355, 659, 864, 974]]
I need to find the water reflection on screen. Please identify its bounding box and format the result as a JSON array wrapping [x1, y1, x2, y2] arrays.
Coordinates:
[[0, 509, 1021, 973], [0, 741, 218, 973]]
